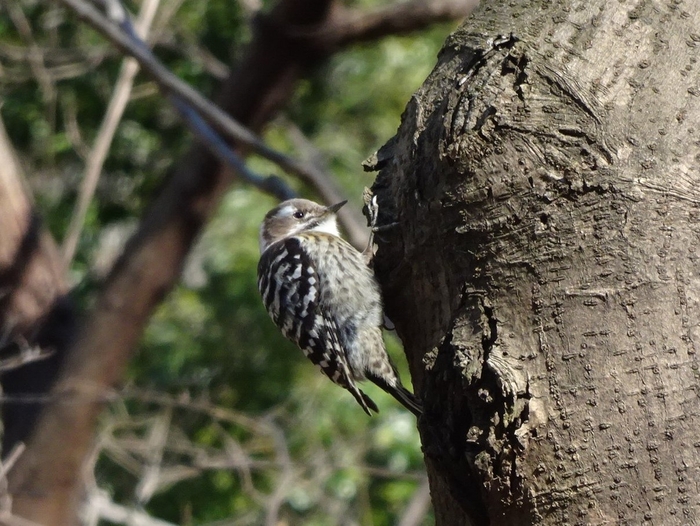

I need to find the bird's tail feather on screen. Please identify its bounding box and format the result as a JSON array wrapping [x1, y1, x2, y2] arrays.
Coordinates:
[[366, 372, 422, 417], [349, 386, 379, 415], [392, 385, 423, 417]]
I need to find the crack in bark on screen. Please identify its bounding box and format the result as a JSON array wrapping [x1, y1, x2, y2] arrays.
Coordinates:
[[480, 298, 498, 361], [421, 324, 490, 524]]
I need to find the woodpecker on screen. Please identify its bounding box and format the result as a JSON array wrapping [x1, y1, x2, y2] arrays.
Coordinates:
[[257, 198, 422, 417]]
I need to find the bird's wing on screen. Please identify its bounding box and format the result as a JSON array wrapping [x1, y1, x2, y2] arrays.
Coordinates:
[[258, 238, 378, 415]]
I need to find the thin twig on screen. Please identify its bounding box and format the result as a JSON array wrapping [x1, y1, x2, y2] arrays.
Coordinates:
[[83, 490, 177, 526], [0, 443, 34, 526], [149, 0, 186, 45], [62, 95, 91, 159], [326, 0, 478, 48], [59, 0, 403, 245], [0, 344, 54, 373], [264, 418, 295, 526], [57, 0, 297, 200], [6, 2, 58, 131], [106, 390, 427, 480], [61, 0, 161, 265], [134, 406, 171, 504], [0, 445, 26, 483], [61, 0, 413, 218]]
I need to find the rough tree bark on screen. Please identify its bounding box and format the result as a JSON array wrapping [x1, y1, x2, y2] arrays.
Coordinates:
[[369, 1, 700, 524]]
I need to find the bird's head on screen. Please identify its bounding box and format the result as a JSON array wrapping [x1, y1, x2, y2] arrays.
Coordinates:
[[259, 198, 346, 253]]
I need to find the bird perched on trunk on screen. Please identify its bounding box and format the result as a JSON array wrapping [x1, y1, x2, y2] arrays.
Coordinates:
[[257, 198, 422, 417]]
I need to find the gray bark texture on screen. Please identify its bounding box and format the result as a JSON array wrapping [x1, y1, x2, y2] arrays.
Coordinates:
[[367, 1, 700, 525]]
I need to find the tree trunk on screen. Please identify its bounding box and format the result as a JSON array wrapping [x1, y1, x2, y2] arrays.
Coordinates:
[[369, 1, 700, 524], [0, 117, 72, 454]]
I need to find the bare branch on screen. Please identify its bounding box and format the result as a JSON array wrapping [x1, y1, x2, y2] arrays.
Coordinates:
[[115, 389, 427, 482], [55, 0, 470, 247], [0, 442, 27, 518], [5, 2, 58, 131], [56, 0, 298, 200], [133, 407, 171, 504], [264, 419, 294, 526], [61, 0, 161, 265], [61, 95, 91, 160], [0, 444, 38, 526], [0, 444, 26, 480], [0, 341, 54, 373], [83, 490, 177, 526], [327, 0, 479, 49]]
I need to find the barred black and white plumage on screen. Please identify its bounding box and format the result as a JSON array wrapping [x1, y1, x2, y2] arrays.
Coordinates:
[[257, 198, 422, 417]]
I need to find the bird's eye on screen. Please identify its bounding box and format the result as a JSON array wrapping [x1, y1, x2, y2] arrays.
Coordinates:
[[293, 210, 305, 219]]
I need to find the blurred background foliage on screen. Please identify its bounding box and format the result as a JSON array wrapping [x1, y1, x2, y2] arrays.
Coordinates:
[[0, 0, 455, 524]]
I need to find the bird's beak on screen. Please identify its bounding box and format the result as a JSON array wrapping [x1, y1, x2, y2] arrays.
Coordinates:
[[326, 200, 347, 214]]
